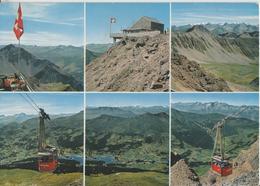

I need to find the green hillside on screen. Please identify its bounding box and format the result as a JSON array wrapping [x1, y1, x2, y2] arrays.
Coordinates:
[[0, 111, 83, 164], [86, 110, 169, 185], [171, 109, 258, 176]]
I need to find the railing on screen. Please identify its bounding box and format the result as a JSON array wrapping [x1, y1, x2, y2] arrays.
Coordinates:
[[110, 31, 161, 38]]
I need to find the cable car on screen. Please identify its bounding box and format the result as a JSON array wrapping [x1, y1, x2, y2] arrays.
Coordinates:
[[38, 146, 58, 172], [0, 74, 27, 91], [211, 155, 232, 176], [210, 107, 247, 177]]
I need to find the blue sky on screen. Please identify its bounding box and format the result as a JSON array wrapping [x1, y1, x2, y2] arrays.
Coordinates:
[[0, 93, 84, 115], [172, 3, 259, 26], [171, 93, 259, 106], [87, 93, 169, 107], [87, 3, 170, 44], [0, 3, 84, 46]]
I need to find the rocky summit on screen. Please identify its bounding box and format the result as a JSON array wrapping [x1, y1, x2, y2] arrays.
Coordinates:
[[86, 34, 169, 91], [171, 159, 200, 186]]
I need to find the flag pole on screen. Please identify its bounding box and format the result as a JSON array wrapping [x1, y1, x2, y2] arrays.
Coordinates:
[[109, 18, 111, 37], [18, 39, 20, 65]]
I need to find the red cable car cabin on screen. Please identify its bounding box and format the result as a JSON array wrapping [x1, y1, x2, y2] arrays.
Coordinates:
[[38, 146, 58, 172], [0, 74, 26, 91], [211, 155, 232, 176]]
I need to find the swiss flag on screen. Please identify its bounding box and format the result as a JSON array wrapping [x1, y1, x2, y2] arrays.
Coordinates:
[[13, 3, 24, 40]]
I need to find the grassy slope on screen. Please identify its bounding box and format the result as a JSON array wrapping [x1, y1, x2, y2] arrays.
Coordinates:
[[0, 169, 82, 186], [86, 172, 168, 186], [202, 63, 259, 91]]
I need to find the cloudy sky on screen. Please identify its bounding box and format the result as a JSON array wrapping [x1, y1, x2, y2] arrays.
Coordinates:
[[0, 93, 84, 116], [86, 3, 170, 44], [172, 3, 259, 26], [87, 93, 169, 107], [172, 93, 259, 106], [0, 3, 84, 46]]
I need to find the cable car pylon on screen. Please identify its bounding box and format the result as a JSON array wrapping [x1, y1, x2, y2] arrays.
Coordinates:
[[211, 106, 248, 176], [20, 93, 58, 172]]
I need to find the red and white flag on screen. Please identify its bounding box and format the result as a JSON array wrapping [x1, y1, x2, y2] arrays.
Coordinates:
[[110, 17, 116, 24], [13, 3, 24, 40]]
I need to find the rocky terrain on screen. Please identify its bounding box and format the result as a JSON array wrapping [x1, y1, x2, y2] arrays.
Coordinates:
[[172, 24, 259, 91], [172, 53, 231, 91], [0, 45, 83, 91], [171, 138, 258, 186], [173, 25, 258, 64], [171, 159, 200, 186], [200, 139, 259, 186], [86, 34, 169, 91]]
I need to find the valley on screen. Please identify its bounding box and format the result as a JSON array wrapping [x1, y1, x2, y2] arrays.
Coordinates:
[[172, 23, 259, 91], [0, 111, 84, 185], [171, 101, 259, 185], [86, 43, 112, 64], [86, 106, 169, 185], [0, 44, 83, 91]]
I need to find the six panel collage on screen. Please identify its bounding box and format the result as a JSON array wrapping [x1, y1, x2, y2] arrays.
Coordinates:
[[0, 1, 259, 186]]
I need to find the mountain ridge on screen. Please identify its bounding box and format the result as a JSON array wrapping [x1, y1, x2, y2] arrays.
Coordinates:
[[0, 44, 82, 91], [172, 102, 259, 121]]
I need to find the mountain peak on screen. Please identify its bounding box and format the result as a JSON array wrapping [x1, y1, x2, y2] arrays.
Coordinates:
[[187, 25, 210, 33], [0, 44, 34, 60], [0, 44, 16, 51]]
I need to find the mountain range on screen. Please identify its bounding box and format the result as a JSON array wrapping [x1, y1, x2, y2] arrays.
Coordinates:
[[22, 45, 84, 83], [172, 23, 259, 35], [0, 45, 83, 91], [172, 102, 259, 121], [86, 106, 169, 119], [172, 23, 259, 91], [0, 113, 35, 128], [86, 44, 112, 64]]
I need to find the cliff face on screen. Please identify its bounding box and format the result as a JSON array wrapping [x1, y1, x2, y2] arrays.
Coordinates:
[[86, 34, 169, 91]]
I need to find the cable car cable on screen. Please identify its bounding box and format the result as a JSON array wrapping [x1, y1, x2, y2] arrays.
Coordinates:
[[19, 94, 39, 113]]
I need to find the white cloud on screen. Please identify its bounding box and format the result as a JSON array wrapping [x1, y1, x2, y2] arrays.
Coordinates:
[[1, 3, 82, 27], [9, 3, 55, 19], [0, 30, 82, 46], [28, 18, 78, 26], [172, 14, 259, 25]]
